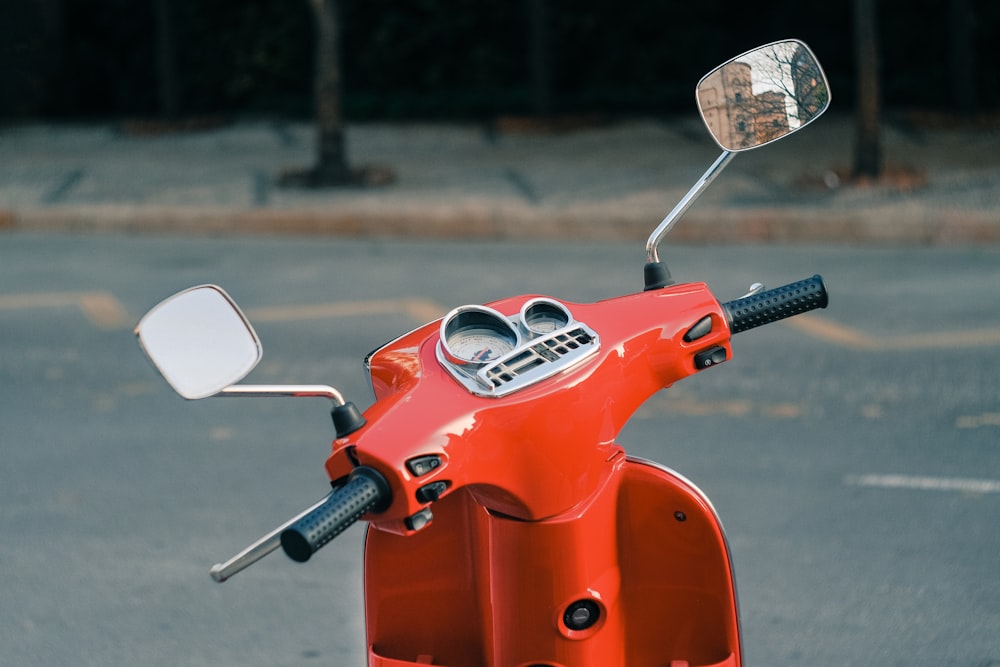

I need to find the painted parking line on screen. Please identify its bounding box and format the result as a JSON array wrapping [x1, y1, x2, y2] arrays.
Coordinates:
[[635, 395, 802, 420], [783, 314, 877, 349], [956, 412, 1000, 429], [248, 305, 1000, 353], [844, 473, 1000, 494], [786, 314, 1000, 351], [2, 291, 995, 354], [0, 293, 446, 331], [244, 308, 1000, 351], [246, 298, 446, 324], [0, 291, 128, 329]]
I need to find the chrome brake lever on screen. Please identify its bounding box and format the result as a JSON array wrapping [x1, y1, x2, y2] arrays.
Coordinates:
[[739, 282, 766, 299]]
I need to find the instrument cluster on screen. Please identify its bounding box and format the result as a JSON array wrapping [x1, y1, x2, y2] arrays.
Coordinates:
[[437, 298, 600, 397]]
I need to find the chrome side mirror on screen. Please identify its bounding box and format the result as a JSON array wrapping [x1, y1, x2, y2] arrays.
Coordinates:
[[644, 39, 830, 279], [696, 39, 830, 152], [136, 285, 262, 399]]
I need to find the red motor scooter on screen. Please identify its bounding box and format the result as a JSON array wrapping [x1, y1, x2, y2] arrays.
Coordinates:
[[137, 40, 831, 667]]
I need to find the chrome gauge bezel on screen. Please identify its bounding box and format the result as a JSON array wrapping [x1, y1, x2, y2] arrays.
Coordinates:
[[439, 305, 522, 366], [520, 298, 572, 334], [436, 298, 600, 397]]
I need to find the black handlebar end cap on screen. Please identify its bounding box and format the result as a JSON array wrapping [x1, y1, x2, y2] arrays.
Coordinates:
[[643, 261, 674, 291], [280, 529, 314, 563], [331, 401, 366, 437]]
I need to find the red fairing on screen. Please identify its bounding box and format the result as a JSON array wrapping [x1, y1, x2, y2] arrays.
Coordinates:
[[324, 282, 742, 666], [364, 457, 741, 667], [327, 281, 731, 529]]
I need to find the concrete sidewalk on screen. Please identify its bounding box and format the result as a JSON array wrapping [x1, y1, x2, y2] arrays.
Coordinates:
[[1, 113, 998, 243]]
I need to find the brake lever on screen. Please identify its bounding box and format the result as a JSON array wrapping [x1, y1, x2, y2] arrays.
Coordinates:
[[208, 492, 335, 583]]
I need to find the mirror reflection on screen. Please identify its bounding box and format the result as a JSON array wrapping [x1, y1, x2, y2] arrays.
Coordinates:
[[135, 285, 262, 399], [697, 40, 830, 152]]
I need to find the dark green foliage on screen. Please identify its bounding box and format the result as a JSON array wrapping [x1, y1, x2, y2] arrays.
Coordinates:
[[1, 0, 996, 119]]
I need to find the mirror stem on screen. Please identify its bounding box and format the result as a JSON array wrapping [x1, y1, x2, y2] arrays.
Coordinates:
[[218, 384, 347, 406], [645, 150, 734, 263]]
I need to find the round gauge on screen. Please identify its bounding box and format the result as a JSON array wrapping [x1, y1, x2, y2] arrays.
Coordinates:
[[521, 299, 572, 334], [440, 306, 520, 365]]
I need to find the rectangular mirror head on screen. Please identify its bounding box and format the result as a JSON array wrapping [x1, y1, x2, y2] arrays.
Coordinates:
[[135, 285, 262, 399], [696, 39, 830, 152]]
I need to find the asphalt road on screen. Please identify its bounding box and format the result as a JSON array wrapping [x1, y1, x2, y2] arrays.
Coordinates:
[[2, 233, 999, 666]]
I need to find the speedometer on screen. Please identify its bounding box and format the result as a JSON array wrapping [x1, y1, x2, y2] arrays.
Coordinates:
[[439, 306, 520, 365]]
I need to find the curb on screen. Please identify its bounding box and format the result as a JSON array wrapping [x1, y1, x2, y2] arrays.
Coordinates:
[[4, 204, 998, 245]]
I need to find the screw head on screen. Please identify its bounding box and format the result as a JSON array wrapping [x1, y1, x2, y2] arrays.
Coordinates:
[[563, 599, 600, 631]]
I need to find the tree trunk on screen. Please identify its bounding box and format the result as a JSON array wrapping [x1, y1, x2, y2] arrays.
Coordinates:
[[853, 0, 881, 180], [310, 0, 352, 182], [280, 0, 393, 188], [153, 0, 180, 119], [950, 0, 976, 116], [0, 0, 62, 116], [526, 0, 553, 117]]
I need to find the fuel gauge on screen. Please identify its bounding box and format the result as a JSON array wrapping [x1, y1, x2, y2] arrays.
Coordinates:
[[521, 299, 572, 334]]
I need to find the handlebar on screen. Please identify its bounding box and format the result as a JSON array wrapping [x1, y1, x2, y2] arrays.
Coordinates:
[[280, 466, 391, 563], [721, 274, 828, 334]]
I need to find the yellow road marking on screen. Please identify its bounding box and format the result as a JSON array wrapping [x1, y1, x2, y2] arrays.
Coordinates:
[[636, 395, 802, 420], [784, 314, 878, 350], [786, 314, 1000, 351], [79, 292, 129, 329], [955, 412, 1000, 429], [246, 298, 446, 324], [892, 328, 1000, 350], [0, 291, 128, 329], [2, 290, 997, 354]]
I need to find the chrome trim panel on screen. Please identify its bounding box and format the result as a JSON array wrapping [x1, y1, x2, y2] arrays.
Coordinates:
[[436, 298, 600, 397]]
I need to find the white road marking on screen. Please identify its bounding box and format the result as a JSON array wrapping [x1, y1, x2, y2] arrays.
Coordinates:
[[845, 473, 1000, 494]]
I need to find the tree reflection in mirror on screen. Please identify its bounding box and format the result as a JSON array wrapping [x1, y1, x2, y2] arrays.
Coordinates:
[[697, 40, 830, 152]]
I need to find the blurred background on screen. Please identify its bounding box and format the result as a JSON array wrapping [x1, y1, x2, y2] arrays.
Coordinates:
[[3, 4, 1000, 666], [1, 0, 996, 123]]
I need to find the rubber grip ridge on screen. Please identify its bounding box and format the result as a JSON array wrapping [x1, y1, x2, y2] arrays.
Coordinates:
[[722, 274, 828, 334], [280, 466, 390, 562]]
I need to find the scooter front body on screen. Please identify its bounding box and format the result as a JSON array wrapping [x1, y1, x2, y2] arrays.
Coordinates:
[[132, 39, 834, 667], [340, 284, 742, 667]]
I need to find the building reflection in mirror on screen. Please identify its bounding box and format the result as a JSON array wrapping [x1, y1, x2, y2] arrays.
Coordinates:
[[698, 41, 828, 151]]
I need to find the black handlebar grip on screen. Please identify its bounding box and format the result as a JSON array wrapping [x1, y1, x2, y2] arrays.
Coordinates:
[[722, 274, 828, 335], [280, 466, 391, 563]]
